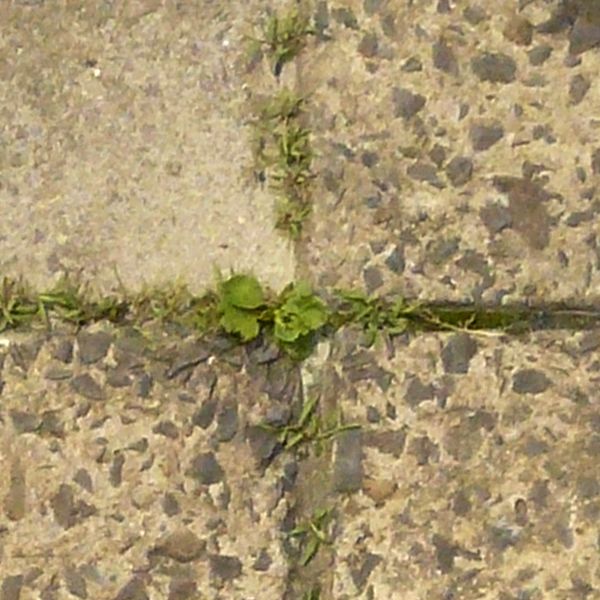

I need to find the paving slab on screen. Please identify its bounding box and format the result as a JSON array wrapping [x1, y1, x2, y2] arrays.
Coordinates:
[[312, 325, 600, 599], [298, 0, 600, 304], [0, 1, 295, 296], [0, 322, 302, 599]]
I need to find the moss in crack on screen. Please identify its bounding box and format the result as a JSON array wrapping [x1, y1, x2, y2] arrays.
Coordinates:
[[2, 271, 600, 357]]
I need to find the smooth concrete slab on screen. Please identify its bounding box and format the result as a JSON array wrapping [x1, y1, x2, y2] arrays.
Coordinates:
[[319, 325, 600, 598], [0, 1, 295, 296], [298, 0, 600, 305]]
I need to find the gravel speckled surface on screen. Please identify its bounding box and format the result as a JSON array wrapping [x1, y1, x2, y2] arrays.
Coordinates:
[[297, 0, 600, 305]]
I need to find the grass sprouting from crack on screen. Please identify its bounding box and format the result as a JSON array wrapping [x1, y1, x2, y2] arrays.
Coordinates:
[[250, 88, 314, 240], [1, 271, 600, 356], [259, 395, 360, 454], [247, 7, 314, 76], [289, 507, 333, 566]]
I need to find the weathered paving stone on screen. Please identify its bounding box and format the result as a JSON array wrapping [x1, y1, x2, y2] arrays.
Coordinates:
[[325, 329, 600, 598], [300, 0, 600, 304], [0, 327, 292, 599]]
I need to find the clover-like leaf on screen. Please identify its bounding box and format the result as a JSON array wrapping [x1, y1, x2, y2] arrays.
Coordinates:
[[220, 304, 260, 341], [219, 274, 265, 309]]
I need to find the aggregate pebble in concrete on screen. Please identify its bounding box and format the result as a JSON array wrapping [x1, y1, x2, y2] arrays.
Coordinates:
[[0, 1, 295, 296], [0, 324, 297, 599], [323, 326, 600, 599], [298, 0, 600, 304]]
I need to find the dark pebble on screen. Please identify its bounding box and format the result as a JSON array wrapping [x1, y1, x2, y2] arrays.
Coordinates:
[[471, 51, 517, 83], [569, 16, 600, 55], [252, 549, 272, 571], [70, 373, 105, 401], [570, 74, 591, 105], [432, 38, 459, 75], [162, 492, 181, 516], [503, 15, 533, 46], [333, 429, 363, 493], [441, 334, 478, 374], [392, 87, 426, 120], [445, 156, 473, 186], [332, 7, 359, 29], [512, 368, 552, 394], [401, 56, 423, 72], [480, 202, 513, 234], [152, 420, 179, 439], [528, 45, 552, 66], [591, 148, 600, 175], [215, 402, 238, 442], [135, 372, 153, 398], [384, 245, 405, 274], [363, 266, 383, 295], [407, 161, 444, 188], [358, 32, 379, 58], [364, 428, 407, 458], [186, 452, 224, 485], [209, 555, 243, 582], [51, 338, 74, 363], [76, 330, 112, 364], [463, 5, 487, 25], [470, 122, 504, 151], [114, 577, 149, 600]]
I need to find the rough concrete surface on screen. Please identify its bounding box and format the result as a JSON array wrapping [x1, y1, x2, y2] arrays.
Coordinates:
[[0, 322, 298, 599], [320, 326, 600, 599], [2, 1, 600, 599], [0, 1, 295, 296], [298, 0, 600, 305]]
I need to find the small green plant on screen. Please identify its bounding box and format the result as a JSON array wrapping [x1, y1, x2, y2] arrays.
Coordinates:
[[289, 508, 333, 566], [251, 7, 314, 75], [275, 193, 311, 240], [303, 587, 321, 600], [213, 274, 329, 358], [0, 276, 39, 331], [260, 395, 360, 454], [274, 281, 329, 355], [333, 290, 420, 346], [217, 273, 268, 342]]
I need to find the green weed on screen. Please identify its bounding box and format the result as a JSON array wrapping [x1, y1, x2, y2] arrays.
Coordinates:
[[252, 7, 314, 75], [250, 88, 314, 240], [289, 507, 334, 566], [302, 588, 321, 600], [260, 395, 360, 454]]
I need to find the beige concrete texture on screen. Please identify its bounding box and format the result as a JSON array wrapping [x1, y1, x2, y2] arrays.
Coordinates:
[[298, 0, 600, 305], [0, 1, 295, 297], [0, 323, 300, 599], [317, 325, 600, 598]]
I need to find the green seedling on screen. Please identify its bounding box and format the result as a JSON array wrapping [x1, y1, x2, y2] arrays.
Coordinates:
[[0, 277, 40, 331], [333, 290, 420, 347], [275, 281, 328, 340], [217, 273, 268, 342], [251, 7, 315, 75], [260, 395, 360, 454], [289, 508, 333, 566], [303, 588, 321, 600], [37, 274, 126, 327], [275, 193, 311, 240]]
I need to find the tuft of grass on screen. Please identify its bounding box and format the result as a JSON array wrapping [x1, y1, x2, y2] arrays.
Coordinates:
[[251, 7, 315, 76], [250, 88, 314, 240], [289, 507, 334, 566], [260, 395, 360, 455], [303, 588, 321, 600]]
